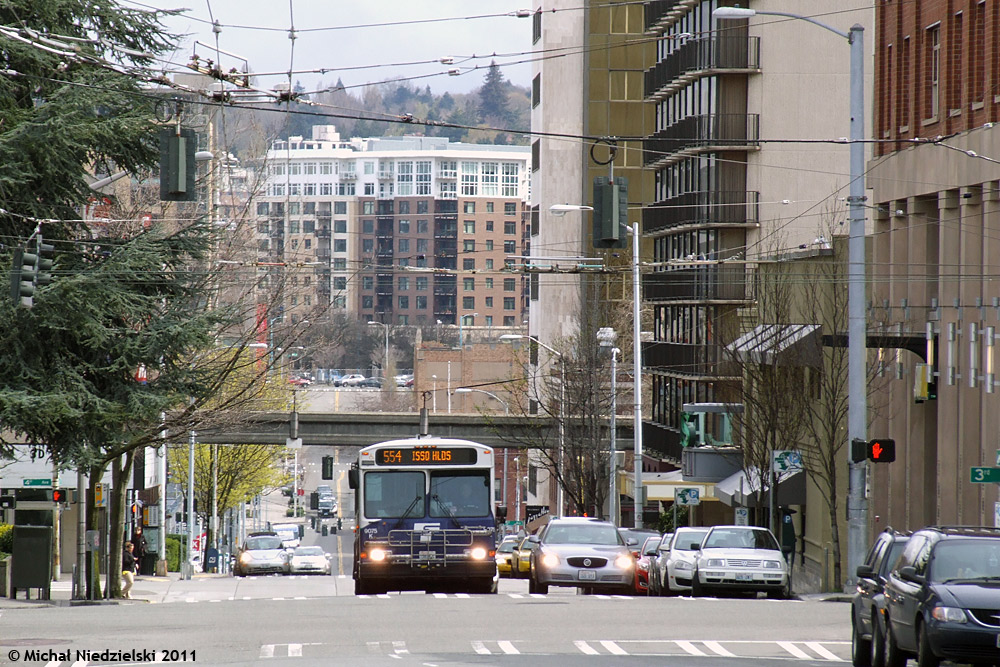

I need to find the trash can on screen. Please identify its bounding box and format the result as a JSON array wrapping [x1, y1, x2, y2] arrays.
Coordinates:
[[321, 526, 328, 536]]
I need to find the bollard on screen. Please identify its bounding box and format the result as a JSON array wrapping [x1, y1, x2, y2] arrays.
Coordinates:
[[322, 526, 328, 536]]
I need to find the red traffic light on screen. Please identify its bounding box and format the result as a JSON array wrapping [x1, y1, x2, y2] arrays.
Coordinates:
[[52, 489, 63, 502], [868, 438, 896, 463]]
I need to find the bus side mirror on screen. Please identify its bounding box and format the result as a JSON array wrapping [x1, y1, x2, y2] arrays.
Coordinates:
[[495, 505, 507, 521], [348, 468, 358, 490]]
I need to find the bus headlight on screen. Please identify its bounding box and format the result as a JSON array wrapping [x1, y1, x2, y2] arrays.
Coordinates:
[[471, 547, 488, 560], [369, 548, 387, 562]]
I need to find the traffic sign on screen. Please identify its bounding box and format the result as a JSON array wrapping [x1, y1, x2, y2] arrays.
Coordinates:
[[971, 467, 1000, 483], [734, 507, 749, 526], [772, 451, 803, 474], [676, 488, 700, 506], [22, 478, 52, 487], [506, 520, 524, 526]]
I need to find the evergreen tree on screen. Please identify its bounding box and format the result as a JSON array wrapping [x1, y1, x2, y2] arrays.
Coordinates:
[[478, 61, 512, 126]]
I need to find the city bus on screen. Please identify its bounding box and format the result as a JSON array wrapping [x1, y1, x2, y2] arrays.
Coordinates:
[[348, 437, 499, 595]]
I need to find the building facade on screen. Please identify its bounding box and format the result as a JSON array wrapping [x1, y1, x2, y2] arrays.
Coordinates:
[[868, 0, 1000, 529], [256, 128, 530, 328]]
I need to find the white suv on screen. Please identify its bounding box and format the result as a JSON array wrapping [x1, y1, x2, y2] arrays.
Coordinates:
[[337, 374, 366, 387]]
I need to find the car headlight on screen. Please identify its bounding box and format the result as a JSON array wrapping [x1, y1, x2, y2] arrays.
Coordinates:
[[471, 547, 488, 560], [369, 548, 387, 562], [637, 560, 649, 571], [614, 554, 634, 569], [930, 606, 968, 623], [675, 560, 692, 571], [239, 553, 252, 564], [706, 558, 725, 567], [763, 560, 783, 569], [541, 552, 559, 568]]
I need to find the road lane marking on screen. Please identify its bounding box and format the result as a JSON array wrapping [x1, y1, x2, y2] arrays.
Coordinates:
[[574, 641, 600, 655], [259, 645, 275, 658], [455, 593, 470, 598], [393, 641, 409, 654], [778, 642, 813, 659], [434, 593, 448, 599], [676, 641, 708, 656], [367, 642, 380, 653], [507, 593, 523, 598], [703, 641, 737, 657], [600, 641, 627, 655], [471, 641, 491, 655], [497, 641, 519, 655], [288, 644, 302, 657], [805, 642, 844, 661]]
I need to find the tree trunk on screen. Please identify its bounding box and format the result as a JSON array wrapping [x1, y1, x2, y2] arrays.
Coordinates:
[[827, 462, 843, 591], [106, 451, 134, 598], [85, 464, 106, 600]]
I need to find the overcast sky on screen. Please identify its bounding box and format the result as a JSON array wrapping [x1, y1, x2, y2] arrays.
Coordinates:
[[138, 1, 534, 95]]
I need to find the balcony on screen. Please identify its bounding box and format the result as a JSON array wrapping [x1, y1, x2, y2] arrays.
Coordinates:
[[644, 0, 683, 35], [643, 190, 759, 233], [642, 341, 738, 378], [643, 265, 754, 303], [645, 36, 760, 101], [315, 229, 331, 238], [377, 170, 394, 180], [340, 171, 357, 180], [644, 114, 759, 168]]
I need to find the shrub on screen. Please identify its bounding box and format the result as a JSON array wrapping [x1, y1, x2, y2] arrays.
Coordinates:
[[0, 524, 12, 556], [165, 534, 184, 572]]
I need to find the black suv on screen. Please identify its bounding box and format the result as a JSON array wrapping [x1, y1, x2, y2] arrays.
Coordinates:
[[851, 528, 910, 667], [883, 526, 1000, 667]]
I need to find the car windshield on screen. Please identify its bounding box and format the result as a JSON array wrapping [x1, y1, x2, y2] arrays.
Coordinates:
[[703, 528, 779, 551], [497, 541, 516, 553], [245, 536, 282, 550], [642, 537, 660, 555], [931, 539, 1000, 582], [294, 546, 325, 557], [429, 471, 490, 518], [673, 528, 710, 551], [544, 523, 623, 545]]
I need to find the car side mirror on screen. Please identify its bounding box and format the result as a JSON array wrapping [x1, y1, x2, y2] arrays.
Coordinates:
[[899, 565, 925, 585], [856, 564, 875, 579], [689, 543, 701, 550], [627, 537, 638, 546]]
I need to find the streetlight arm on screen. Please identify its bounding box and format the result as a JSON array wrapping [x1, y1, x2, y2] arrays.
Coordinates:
[[714, 7, 849, 40]]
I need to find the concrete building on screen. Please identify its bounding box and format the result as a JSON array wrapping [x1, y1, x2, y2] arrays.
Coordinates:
[[256, 128, 531, 329], [868, 0, 1000, 530]]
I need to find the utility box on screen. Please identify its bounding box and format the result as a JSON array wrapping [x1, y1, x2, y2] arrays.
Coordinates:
[[10, 525, 52, 599]]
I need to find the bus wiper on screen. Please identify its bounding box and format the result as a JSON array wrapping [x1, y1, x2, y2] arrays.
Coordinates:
[[431, 494, 463, 529], [391, 494, 424, 530]]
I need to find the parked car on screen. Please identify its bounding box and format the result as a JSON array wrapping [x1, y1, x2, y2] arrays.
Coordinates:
[[529, 517, 636, 595], [288, 545, 332, 575], [647, 532, 673, 596], [512, 535, 537, 578], [288, 376, 311, 387], [691, 525, 790, 599], [358, 376, 383, 388], [394, 373, 413, 387], [635, 535, 662, 594], [658, 526, 711, 596], [233, 532, 289, 576], [882, 525, 1000, 667], [336, 374, 366, 387], [618, 527, 662, 557], [851, 527, 910, 667], [495, 536, 519, 578]]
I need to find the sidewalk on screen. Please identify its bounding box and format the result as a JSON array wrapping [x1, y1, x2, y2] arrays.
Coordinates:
[[0, 570, 228, 609]]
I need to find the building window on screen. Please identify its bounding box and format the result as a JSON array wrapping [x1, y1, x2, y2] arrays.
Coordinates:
[[363, 201, 375, 215], [503, 297, 515, 311], [416, 238, 428, 253], [416, 277, 428, 291], [398, 296, 409, 309], [531, 140, 540, 172], [399, 201, 410, 214], [362, 219, 374, 234], [320, 183, 333, 196], [304, 239, 311, 249], [362, 276, 374, 290], [417, 200, 429, 214], [502, 163, 520, 197], [363, 239, 374, 253], [334, 239, 347, 252], [415, 295, 427, 309], [949, 13, 963, 112], [416, 161, 432, 195], [504, 240, 516, 254], [461, 161, 479, 196], [334, 277, 347, 290], [973, 1, 986, 104], [486, 202, 494, 213], [463, 201, 476, 214], [464, 220, 476, 234], [398, 277, 410, 291], [463, 240, 476, 252], [504, 316, 515, 326], [320, 161, 333, 175], [334, 258, 346, 270], [364, 161, 375, 175], [417, 219, 428, 233], [289, 203, 300, 216], [398, 238, 410, 253], [926, 24, 941, 119], [289, 221, 300, 234], [397, 161, 413, 196], [463, 258, 475, 270], [504, 221, 516, 234], [334, 219, 347, 233], [481, 162, 499, 196], [257, 202, 269, 215], [399, 219, 410, 233], [504, 202, 517, 215], [504, 278, 516, 292], [532, 8, 541, 43], [485, 278, 493, 289], [464, 277, 475, 291], [485, 296, 493, 308], [532, 74, 540, 107], [362, 296, 373, 309], [485, 240, 494, 251], [463, 296, 475, 309], [485, 259, 494, 270]]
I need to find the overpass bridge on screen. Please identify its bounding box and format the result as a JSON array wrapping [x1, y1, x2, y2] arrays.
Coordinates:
[[196, 411, 635, 451]]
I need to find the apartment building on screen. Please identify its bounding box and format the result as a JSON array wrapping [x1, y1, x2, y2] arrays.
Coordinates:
[[256, 127, 530, 327], [868, 0, 1000, 529]]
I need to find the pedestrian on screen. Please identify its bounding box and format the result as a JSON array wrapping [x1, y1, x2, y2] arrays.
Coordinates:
[[131, 524, 148, 575], [121, 541, 136, 599]]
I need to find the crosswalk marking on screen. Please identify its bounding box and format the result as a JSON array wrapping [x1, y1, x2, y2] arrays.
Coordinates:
[[508, 593, 523, 598], [288, 644, 302, 657], [676, 641, 707, 656], [574, 641, 600, 655], [260, 645, 275, 658], [806, 642, 844, 661], [703, 641, 737, 657], [471, 641, 491, 655], [496, 640, 519, 655], [779, 642, 813, 660], [392, 641, 409, 655], [599, 640, 627, 655]]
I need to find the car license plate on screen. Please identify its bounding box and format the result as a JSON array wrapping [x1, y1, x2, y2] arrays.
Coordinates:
[[418, 550, 436, 559], [735, 573, 754, 582], [578, 570, 597, 581]]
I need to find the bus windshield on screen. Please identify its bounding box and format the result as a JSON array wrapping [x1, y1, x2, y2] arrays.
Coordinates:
[[364, 471, 425, 518], [429, 471, 490, 518]]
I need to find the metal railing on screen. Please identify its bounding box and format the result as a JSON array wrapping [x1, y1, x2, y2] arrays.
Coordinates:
[[645, 36, 760, 100], [644, 114, 760, 166]]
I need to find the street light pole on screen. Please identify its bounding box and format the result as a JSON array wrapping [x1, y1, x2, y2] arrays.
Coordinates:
[[453, 387, 510, 414], [714, 6, 868, 585], [628, 223, 644, 529]]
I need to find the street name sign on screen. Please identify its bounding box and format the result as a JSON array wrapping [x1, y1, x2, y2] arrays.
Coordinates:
[[971, 467, 1000, 484], [22, 478, 52, 487]]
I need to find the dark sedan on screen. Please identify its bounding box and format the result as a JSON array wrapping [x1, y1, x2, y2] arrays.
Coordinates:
[[851, 527, 909, 666]]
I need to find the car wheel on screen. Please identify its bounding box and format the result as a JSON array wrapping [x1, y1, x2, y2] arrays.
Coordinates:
[[916, 622, 940, 667], [852, 614, 872, 667], [690, 572, 704, 597], [767, 581, 790, 600], [883, 618, 907, 667], [870, 614, 886, 667], [527, 575, 536, 594], [534, 578, 548, 595]]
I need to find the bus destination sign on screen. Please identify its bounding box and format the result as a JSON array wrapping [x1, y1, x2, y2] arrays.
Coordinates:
[[375, 447, 478, 466]]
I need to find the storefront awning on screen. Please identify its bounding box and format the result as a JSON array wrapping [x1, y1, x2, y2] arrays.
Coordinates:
[[728, 324, 822, 367], [714, 467, 805, 508]]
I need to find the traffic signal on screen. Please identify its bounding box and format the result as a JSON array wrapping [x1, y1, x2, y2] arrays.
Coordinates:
[[34, 235, 54, 289], [867, 438, 896, 463], [9, 247, 38, 307], [310, 492, 319, 510], [159, 127, 198, 202], [592, 176, 628, 249], [321, 455, 334, 480]]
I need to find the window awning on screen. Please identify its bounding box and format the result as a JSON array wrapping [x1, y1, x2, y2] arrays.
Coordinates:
[[727, 324, 822, 366], [714, 467, 806, 508]]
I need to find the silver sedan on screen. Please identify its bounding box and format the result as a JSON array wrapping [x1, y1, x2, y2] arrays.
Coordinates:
[[528, 517, 635, 595]]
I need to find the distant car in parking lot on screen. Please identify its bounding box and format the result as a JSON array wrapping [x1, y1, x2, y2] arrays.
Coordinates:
[[336, 374, 366, 387], [882, 525, 1000, 667], [358, 376, 383, 388], [851, 527, 910, 667], [288, 376, 311, 387], [394, 373, 413, 387], [691, 525, 790, 599]]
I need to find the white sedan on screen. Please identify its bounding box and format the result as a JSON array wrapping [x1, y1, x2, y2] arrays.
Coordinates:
[[657, 526, 710, 595], [288, 546, 332, 575], [691, 525, 790, 599]]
